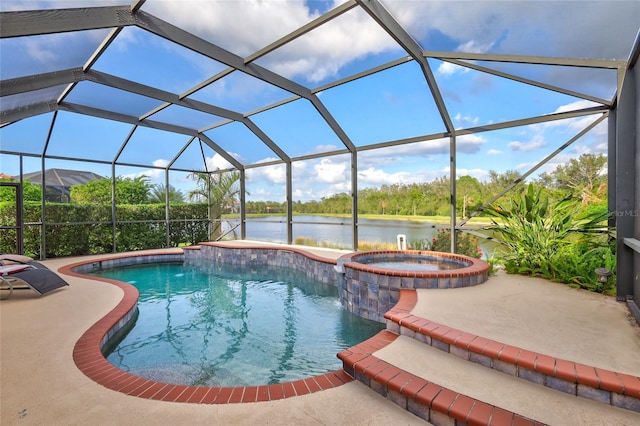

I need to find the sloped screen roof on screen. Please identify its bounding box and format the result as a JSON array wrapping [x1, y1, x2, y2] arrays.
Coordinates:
[[1, 0, 639, 204]]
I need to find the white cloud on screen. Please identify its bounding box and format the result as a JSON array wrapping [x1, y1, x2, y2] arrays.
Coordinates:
[[25, 39, 57, 63], [532, 100, 602, 132], [145, 1, 400, 84], [145, 1, 637, 88], [456, 134, 487, 153], [205, 153, 237, 171], [314, 158, 347, 183], [358, 167, 412, 187], [247, 162, 287, 185], [153, 159, 169, 168], [363, 135, 486, 161], [456, 40, 494, 54], [121, 158, 170, 182], [487, 149, 503, 155], [442, 166, 491, 182], [292, 187, 315, 201], [454, 113, 480, 128], [384, 1, 638, 61], [508, 135, 546, 152], [437, 61, 468, 77], [313, 144, 342, 154]]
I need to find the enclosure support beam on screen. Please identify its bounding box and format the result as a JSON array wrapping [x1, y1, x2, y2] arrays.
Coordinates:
[[351, 151, 359, 251], [38, 112, 57, 259], [613, 38, 639, 305], [449, 135, 457, 253], [240, 168, 247, 240], [0, 6, 135, 38], [286, 162, 293, 245], [164, 169, 170, 248]]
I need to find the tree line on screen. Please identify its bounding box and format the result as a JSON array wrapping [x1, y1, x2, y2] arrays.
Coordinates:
[[246, 154, 607, 217], [1, 153, 607, 219]]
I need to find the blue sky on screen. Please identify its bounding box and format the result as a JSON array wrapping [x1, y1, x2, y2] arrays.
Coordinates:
[[1, 0, 639, 202]]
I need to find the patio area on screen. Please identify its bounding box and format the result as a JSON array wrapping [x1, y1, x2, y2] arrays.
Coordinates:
[[1, 245, 639, 425]]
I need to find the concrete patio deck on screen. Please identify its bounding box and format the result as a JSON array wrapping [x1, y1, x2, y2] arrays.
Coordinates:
[[1, 245, 639, 425]]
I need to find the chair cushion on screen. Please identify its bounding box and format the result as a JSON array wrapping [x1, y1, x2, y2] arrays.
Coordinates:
[[0, 264, 31, 276], [0, 254, 34, 265]]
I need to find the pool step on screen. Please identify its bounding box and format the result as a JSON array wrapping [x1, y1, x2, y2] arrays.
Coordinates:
[[338, 331, 545, 425], [384, 289, 640, 414], [339, 331, 640, 425], [338, 289, 640, 425]]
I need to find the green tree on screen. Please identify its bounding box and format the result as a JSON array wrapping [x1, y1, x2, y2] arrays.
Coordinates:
[[0, 178, 42, 202], [148, 183, 185, 204], [70, 176, 151, 204], [485, 170, 522, 201], [537, 153, 607, 203], [456, 175, 483, 218], [188, 170, 240, 240]]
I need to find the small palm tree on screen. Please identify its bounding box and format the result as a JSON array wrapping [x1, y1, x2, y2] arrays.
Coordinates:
[[148, 183, 185, 204], [188, 170, 240, 240]]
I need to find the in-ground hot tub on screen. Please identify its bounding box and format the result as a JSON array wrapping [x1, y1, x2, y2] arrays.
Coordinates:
[[336, 250, 490, 322]]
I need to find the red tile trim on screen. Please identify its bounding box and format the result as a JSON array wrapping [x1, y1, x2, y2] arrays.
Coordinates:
[[339, 250, 490, 279], [337, 329, 543, 425], [59, 251, 354, 405], [387, 288, 640, 412]]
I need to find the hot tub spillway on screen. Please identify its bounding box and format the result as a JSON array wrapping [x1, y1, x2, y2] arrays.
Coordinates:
[[337, 250, 490, 322]]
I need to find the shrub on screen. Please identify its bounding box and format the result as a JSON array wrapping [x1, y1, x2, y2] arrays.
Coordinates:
[[412, 228, 482, 258], [551, 240, 616, 294], [486, 183, 613, 292], [0, 201, 210, 258]]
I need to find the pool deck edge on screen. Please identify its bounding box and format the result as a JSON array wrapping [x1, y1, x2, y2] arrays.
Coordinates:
[[61, 247, 355, 404]]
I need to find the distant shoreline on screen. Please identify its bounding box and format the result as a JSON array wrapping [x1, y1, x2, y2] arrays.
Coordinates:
[[237, 212, 492, 226]]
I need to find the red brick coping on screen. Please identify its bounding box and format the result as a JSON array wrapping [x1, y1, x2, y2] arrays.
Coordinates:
[[59, 251, 352, 404], [338, 331, 544, 426], [340, 250, 489, 280], [384, 290, 640, 413]]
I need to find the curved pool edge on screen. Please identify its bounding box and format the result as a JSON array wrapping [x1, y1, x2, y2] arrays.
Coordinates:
[[337, 250, 490, 322], [59, 248, 355, 404], [338, 250, 489, 279]]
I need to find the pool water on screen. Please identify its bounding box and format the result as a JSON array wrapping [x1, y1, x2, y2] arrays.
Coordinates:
[[93, 261, 384, 387], [365, 259, 461, 271]]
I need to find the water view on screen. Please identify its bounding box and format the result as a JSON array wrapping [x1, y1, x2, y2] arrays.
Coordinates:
[[225, 215, 500, 258]]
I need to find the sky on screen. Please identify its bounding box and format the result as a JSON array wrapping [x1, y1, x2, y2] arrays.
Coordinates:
[[1, 0, 639, 202]]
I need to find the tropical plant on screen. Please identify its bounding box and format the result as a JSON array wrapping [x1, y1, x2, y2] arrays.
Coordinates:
[[486, 183, 611, 288], [148, 183, 185, 204], [188, 170, 240, 240], [551, 240, 616, 294], [412, 228, 482, 258]]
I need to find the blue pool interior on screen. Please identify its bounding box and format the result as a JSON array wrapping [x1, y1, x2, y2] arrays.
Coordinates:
[[363, 259, 462, 271], [92, 261, 384, 387]]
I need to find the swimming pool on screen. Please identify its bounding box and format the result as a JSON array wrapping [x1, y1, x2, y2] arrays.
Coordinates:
[[93, 260, 384, 387]]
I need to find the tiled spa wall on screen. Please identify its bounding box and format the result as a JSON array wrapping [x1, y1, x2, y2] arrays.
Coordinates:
[[185, 244, 383, 321], [185, 244, 339, 286], [337, 251, 490, 322]]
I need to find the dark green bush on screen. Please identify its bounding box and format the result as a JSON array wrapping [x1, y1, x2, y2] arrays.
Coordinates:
[[550, 239, 616, 294], [0, 202, 210, 258], [486, 183, 614, 293]]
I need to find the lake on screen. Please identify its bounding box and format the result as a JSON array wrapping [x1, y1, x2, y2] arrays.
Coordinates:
[[222, 215, 502, 259]]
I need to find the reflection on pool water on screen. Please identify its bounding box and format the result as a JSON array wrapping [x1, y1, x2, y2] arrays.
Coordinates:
[[92, 261, 384, 387]]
